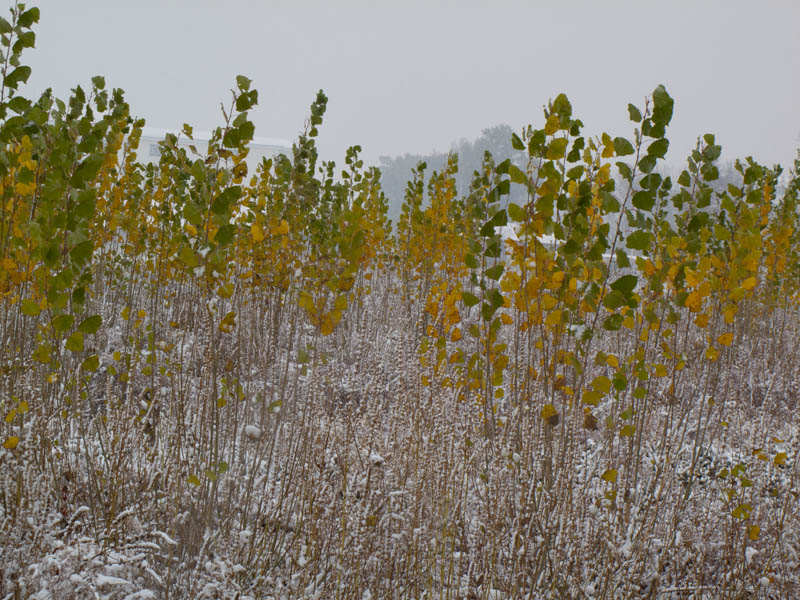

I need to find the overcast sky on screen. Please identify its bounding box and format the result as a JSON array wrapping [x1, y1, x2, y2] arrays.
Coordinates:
[[22, 1, 800, 174]]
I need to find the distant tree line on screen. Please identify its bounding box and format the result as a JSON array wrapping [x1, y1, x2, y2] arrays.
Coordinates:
[[378, 124, 527, 220]]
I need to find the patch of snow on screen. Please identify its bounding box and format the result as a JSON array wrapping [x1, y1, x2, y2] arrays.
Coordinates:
[[245, 425, 262, 440], [96, 574, 131, 586], [152, 530, 177, 546]]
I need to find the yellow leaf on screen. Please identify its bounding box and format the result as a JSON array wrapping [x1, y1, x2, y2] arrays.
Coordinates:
[[601, 468, 617, 483], [540, 294, 558, 310], [277, 219, 290, 235], [748, 524, 760, 541], [18, 401, 28, 414], [582, 390, 602, 406], [3, 436, 19, 449], [694, 313, 709, 328], [654, 364, 668, 377], [298, 291, 316, 316], [320, 309, 343, 336], [334, 294, 348, 311], [217, 282, 234, 299], [500, 313, 513, 325], [741, 276, 757, 291], [774, 452, 787, 466], [544, 310, 562, 327], [250, 222, 264, 242], [5, 409, 17, 423], [184, 223, 197, 237], [606, 354, 619, 368], [717, 332, 734, 347], [544, 113, 560, 135], [219, 311, 236, 333], [451, 327, 462, 342], [685, 291, 703, 312], [592, 375, 611, 394], [1, 257, 15, 272], [540, 404, 559, 426]]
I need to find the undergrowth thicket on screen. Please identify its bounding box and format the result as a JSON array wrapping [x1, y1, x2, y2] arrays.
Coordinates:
[[1, 4, 799, 599]]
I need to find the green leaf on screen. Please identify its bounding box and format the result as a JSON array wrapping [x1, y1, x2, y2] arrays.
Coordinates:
[[7, 96, 30, 114], [507, 203, 526, 222], [462, 291, 480, 307], [610, 275, 638, 296], [18, 7, 40, 27], [0, 17, 12, 34], [485, 263, 504, 281], [32, 343, 52, 364], [70, 241, 94, 269], [81, 355, 100, 372], [626, 230, 651, 251], [479, 210, 507, 237], [602, 290, 625, 310], [546, 138, 568, 160], [615, 249, 630, 269], [211, 185, 242, 214], [628, 103, 642, 122], [236, 74, 252, 92], [52, 314, 75, 333], [3, 66, 32, 90], [602, 314, 624, 331], [651, 84, 674, 126], [613, 137, 634, 156], [465, 253, 479, 269], [511, 133, 524, 150], [66, 331, 84, 353], [487, 288, 504, 308], [688, 212, 709, 232], [647, 138, 669, 159], [21, 299, 41, 317], [70, 154, 104, 188], [638, 155, 657, 173], [632, 190, 655, 211], [214, 224, 236, 245], [78, 315, 102, 334], [481, 302, 497, 321], [178, 246, 198, 268], [507, 164, 527, 184]]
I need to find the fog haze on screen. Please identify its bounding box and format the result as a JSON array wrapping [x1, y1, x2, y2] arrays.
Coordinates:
[[23, 1, 800, 171]]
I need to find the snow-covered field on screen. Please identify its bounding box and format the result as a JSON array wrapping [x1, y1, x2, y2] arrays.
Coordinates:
[[1, 269, 799, 599]]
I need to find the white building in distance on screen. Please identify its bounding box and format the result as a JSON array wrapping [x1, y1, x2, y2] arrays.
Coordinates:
[[139, 127, 292, 170]]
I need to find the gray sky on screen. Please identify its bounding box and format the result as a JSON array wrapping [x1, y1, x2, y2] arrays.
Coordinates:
[[22, 0, 800, 173]]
